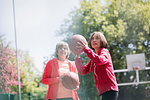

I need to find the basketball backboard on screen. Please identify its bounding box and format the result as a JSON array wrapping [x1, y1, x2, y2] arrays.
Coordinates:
[[126, 53, 146, 71]]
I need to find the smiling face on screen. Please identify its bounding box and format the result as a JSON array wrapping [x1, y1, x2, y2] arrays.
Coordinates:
[[57, 46, 68, 59], [89, 32, 108, 52], [90, 33, 101, 51], [56, 42, 69, 61]]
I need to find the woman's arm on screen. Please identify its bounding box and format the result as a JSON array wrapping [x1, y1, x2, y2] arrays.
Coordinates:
[[69, 61, 80, 90], [75, 58, 92, 75], [83, 46, 110, 65], [75, 41, 109, 66], [42, 61, 59, 85]]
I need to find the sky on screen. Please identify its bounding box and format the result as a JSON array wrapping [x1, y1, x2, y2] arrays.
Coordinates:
[[0, 0, 80, 73]]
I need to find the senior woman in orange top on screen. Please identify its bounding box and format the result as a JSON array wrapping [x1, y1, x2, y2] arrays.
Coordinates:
[[42, 41, 80, 100]]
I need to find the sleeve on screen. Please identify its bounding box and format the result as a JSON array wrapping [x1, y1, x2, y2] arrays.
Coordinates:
[[75, 58, 92, 75], [71, 61, 80, 91], [42, 61, 59, 85], [83, 46, 109, 65], [72, 61, 78, 74]]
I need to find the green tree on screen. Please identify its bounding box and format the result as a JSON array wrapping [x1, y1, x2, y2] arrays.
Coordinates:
[[0, 34, 47, 99], [105, 0, 150, 100], [57, 0, 150, 100], [17, 50, 47, 100]]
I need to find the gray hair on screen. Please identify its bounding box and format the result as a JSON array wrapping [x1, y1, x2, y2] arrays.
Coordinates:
[[55, 41, 69, 58]]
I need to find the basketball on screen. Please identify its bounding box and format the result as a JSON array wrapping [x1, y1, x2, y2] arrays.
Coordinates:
[[62, 72, 79, 90], [68, 34, 87, 55]]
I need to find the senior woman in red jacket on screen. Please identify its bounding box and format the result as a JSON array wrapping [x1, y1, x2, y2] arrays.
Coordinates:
[[74, 32, 118, 100], [42, 41, 80, 100]]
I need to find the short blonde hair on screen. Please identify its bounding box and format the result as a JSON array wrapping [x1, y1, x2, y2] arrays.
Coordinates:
[[55, 41, 69, 58], [89, 32, 108, 50]]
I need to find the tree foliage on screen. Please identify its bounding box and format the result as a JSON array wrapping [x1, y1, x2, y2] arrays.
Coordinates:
[[0, 39, 18, 94], [18, 50, 47, 99], [0, 34, 47, 99], [57, 0, 150, 100]]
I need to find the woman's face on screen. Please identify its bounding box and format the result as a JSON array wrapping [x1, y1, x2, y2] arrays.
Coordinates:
[[57, 46, 68, 60], [91, 33, 101, 50]]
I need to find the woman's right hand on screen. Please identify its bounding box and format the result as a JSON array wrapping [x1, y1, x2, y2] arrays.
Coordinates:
[[76, 41, 86, 52], [59, 74, 64, 83], [59, 74, 64, 80], [71, 49, 80, 58]]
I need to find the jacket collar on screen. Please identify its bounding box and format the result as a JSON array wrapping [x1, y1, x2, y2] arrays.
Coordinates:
[[98, 48, 105, 54]]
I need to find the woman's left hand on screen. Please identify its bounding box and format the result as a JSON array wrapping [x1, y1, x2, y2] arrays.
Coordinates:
[[76, 41, 87, 51]]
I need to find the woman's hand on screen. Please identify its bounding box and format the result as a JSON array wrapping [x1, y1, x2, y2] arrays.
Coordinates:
[[59, 74, 64, 80], [59, 74, 64, 83], [76, 41, 86, 51], [72, 41, 88, 58]]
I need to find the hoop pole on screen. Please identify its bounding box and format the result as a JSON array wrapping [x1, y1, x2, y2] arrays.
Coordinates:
[[12, 0, 21, 100], [136, 69, 139, 85]]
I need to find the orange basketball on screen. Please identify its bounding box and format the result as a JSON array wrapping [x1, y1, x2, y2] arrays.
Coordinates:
[[68, 34, 87, 55], [62, 72, 79, 90]]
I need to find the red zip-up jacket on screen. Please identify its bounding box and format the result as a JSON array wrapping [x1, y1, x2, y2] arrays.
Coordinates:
[[42, 58, 80, 100], [75, 47, 118, 95]]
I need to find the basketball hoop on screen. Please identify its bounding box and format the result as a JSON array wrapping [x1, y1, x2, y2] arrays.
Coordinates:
[[126, 53, 145, 71], [133, 66, 140, 71]]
